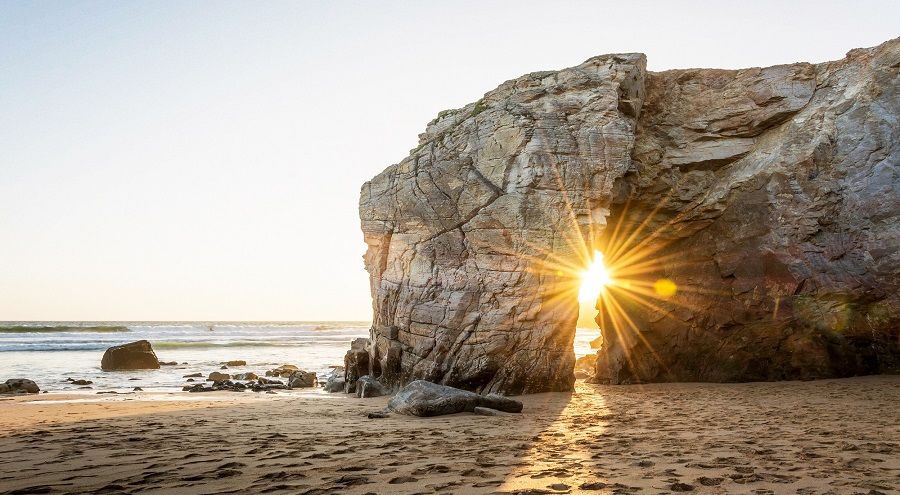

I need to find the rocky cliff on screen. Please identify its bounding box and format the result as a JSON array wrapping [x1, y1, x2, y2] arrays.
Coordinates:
[[360, 38, 900, 393]]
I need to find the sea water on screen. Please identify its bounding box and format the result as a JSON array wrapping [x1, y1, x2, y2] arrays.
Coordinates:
[[0, 322, 601, 394]]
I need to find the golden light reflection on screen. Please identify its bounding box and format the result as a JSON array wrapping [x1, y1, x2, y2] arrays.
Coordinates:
[[577, 251, 612, 302]]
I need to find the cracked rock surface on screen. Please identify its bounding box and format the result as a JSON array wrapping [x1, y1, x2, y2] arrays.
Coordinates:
[[360, 38, 900, 393]]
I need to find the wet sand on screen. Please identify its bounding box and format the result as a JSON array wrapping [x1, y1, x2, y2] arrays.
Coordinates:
[[0, 375, 897, 495]]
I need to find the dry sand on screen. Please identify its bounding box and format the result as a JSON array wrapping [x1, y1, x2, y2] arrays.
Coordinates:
[[0, 375, 897, 495]]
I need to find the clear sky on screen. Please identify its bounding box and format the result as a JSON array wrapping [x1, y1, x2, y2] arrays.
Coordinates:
[[1, 1, 897, 321]]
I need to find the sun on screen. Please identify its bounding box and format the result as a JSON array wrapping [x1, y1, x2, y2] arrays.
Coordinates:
[[578, 250, 612, 302]]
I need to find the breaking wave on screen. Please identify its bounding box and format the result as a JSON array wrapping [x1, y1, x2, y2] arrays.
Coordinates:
[[0, 325, 132, 334]]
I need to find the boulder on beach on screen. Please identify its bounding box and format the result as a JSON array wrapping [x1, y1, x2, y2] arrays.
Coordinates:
[[324, 367, 346, 393], [208, 371, 231, 381], [0, 379, 40, 394], [288, 370, 318, 388], [385, 380, 523, 417], [100, 340, 160, 370], [355, 375, 385, 398], [225, 360, 247, 367]]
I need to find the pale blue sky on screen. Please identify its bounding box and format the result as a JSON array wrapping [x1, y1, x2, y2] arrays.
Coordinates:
[[1, 1, 897, 320]]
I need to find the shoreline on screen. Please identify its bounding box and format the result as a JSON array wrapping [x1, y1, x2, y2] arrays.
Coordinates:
[[1, 375, 897, 494]]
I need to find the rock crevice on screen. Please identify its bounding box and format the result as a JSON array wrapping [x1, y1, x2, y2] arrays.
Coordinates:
[[360, 38, 900, 393]]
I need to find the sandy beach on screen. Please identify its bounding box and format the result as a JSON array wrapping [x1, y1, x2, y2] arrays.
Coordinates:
[[0, 376, 896, 495]]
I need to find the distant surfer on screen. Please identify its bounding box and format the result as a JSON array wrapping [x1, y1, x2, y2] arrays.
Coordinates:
[[207, 325, 214, 332]]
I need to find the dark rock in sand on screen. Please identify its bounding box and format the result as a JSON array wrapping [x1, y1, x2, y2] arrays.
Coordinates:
[[324, 367, 346, 393], [225, 360, 247, 366], [183, 373, 203, 378], [1, 379, 40, 394], [257, 377, 283, 385], [159, 361, 178, 366], [355, 375, 385, 398], [288, 370, 318, 388], [133, 387, 143, 391], [185, 380, 247, 393], [385, 380, 523, 417], [344, 338, 370, 394], [100, 340, 160, 371]]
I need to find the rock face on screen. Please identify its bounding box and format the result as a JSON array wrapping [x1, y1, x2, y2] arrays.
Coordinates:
[[360, 38, 900, 392], [100, 340, 160, 371], [385, 380, 523, 417]]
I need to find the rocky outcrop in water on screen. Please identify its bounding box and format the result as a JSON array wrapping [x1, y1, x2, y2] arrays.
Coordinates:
[[101, 340, 160, 371], [360, 38, 900, 392]]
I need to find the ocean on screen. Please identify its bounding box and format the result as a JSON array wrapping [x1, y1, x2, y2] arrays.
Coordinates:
[[0, 322, 600, 394]]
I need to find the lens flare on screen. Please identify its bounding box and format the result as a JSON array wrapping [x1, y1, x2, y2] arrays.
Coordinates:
[[578, 251, 612, 302]]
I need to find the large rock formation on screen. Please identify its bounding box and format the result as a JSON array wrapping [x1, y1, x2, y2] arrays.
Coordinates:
[[360, 38, 900, 393]]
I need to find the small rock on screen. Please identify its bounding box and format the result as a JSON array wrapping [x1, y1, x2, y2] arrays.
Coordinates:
[[671, 482, 694, 492], [159, 361, 178, 366], [186, 378, 195, 382], [208, 372, 231, 381], [225, 360, 247, 367], [367, 412, 388, 419], [288, 370, 318, 389], [183, 373, 203, 378], [473, 406, 511, 416], [324, 367, 346, 393], [71, 379, 93, 386], [355, 375, 385, 398], [220, 365, 228, 370], [133, 387, 143, 391]]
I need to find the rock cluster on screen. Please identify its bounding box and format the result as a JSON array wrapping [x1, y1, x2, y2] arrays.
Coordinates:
[[100, 340, 160, 370], [360, 38, 900, 391]]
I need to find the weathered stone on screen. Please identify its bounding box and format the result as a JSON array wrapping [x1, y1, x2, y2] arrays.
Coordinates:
[[385, 380, 523, 417], [355, 375, 386, 398], [70, 379, 92, 386], [265, 365, 298, 378], [360, 38, 900, 390], [225, 360, 247, 366], [472, 406, 512, 417], [324, 367, 346, 393], [2, 379, 39, 394], [288, 370, 318, 388], [232, 372, 258, 381], [100, 340, 160, 371], [208, 372, 231, 381], [344, 338, 370, 394]]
